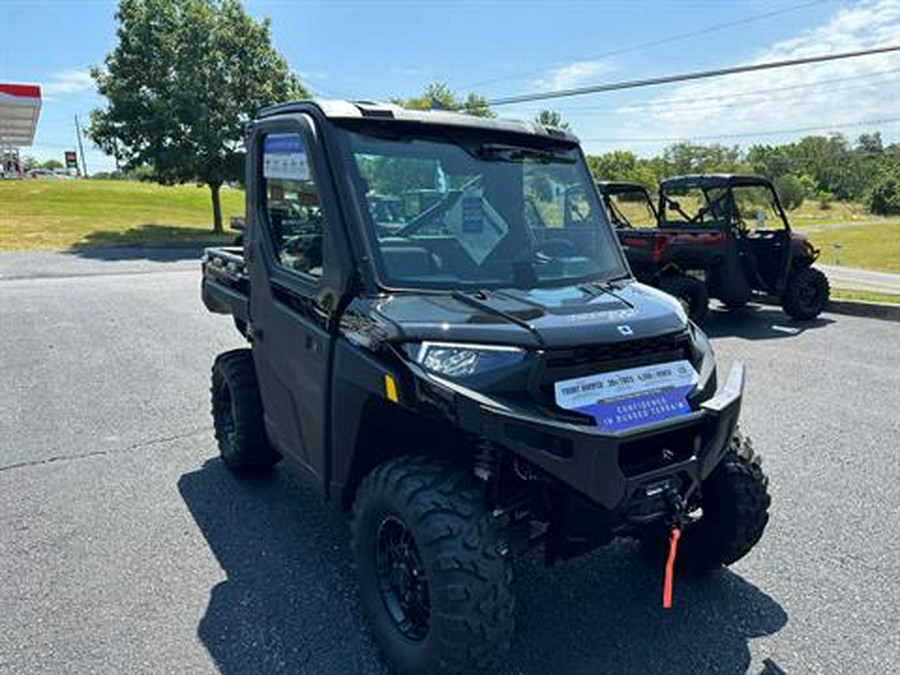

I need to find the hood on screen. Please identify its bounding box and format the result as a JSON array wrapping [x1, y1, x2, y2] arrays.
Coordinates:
[[368, 280, 688, 348]]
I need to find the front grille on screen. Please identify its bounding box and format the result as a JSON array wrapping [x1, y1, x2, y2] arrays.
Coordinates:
[[536, 329, 693, 400]]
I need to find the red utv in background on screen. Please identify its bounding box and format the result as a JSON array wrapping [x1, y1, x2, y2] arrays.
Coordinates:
[[599, 174, 829, 322]]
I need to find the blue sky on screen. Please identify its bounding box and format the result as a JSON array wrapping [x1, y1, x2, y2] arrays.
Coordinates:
[[4, 0, 899, 173]]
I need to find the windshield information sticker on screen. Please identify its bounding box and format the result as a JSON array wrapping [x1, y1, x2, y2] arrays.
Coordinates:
[[263, 134, 310, 181], [554, 360, 698, 432], [447, 187, 508, 264]]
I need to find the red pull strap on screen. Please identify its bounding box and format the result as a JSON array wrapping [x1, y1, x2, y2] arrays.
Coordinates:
[[662, 526, 681, 609]]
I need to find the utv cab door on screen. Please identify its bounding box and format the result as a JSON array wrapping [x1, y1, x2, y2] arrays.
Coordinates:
[[732, 187, 793, 294], [245, 114, 343, 487]]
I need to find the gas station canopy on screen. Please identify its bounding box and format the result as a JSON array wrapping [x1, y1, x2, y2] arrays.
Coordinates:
[[0, 83, 42, 147]]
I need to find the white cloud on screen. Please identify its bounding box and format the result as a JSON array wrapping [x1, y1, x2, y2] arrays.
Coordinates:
[[535, 60, 614, 91], [42, 70, 95, 96], [389, 66, 422, 77], [297, 69, 328, 82], [614, 0, 900, 149]]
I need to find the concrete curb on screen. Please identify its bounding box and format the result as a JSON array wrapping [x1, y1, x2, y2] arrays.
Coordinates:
[[755, 296, 900, 322], [823, 298, 900, 322]]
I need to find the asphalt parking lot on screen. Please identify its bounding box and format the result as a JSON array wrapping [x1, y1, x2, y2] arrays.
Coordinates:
[[2, 249, 898, 674]]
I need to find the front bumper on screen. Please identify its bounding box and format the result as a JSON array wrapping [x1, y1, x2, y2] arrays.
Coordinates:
[[421, 361, 745, 513]]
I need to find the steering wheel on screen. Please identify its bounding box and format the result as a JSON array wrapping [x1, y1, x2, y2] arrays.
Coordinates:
[[568, 200, 588, 223], [395, 190, 460, 238], [395, 176, 483, 238]]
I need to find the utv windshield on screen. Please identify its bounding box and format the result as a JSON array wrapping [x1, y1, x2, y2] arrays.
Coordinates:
[[341, 125, 626, 290]]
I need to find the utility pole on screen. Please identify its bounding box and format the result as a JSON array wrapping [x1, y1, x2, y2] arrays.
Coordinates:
[[74, 114, 88, 178]]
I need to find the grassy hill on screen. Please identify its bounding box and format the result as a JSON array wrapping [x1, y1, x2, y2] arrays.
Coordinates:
[[0, 179, 244, 250]]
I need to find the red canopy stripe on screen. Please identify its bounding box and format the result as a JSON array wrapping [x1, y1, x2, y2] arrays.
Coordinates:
[[0, 84, 41, 99]]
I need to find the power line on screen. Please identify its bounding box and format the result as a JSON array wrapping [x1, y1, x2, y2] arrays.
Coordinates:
[[507, 67, 900, 114], [457, 0, 827, 91], [556, 73, 900, 119], [581, 114, 900, 144], [486, 44, 900, 107]]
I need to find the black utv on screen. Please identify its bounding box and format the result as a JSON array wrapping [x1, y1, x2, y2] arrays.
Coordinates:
[[601, 175, 830, 321], [202, 100, 771, 675]]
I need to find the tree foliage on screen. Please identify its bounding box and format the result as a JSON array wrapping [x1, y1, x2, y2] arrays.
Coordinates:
[[772, 174, 806, 211], [393, 82, 493, 117], [870, 175, 900, 214], [89, 0, 306, 232], [534, 110, 570, 130], [584, 131, 900, 213]]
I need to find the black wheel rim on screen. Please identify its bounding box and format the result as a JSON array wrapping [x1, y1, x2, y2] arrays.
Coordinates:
[[215, 382, 236, 448], [797, 278, 822, 311], [375, 515, 430, 641]]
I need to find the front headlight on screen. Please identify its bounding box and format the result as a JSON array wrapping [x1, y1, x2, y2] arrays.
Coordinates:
[[405, 342, 526, 378]]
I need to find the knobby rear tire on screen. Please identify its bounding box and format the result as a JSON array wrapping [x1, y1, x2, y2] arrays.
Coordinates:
[[210, 349, 280, 474]]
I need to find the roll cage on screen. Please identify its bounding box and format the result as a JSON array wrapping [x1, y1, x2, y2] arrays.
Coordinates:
[[658, 174, 791, 232]]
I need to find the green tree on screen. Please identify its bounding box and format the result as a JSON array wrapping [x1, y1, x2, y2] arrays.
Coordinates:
[[534, 110, 570, 130], [857, 132, 883, 156], [869, 175, 900, 214], [747, 144, 794, 179], [41, 159, 64, 170], [89, 0, 305, 233], [394, 82, 494, 117], [772, 174, 807, 211], [663, 142, 744, 175], [586, 150, 659, 188]]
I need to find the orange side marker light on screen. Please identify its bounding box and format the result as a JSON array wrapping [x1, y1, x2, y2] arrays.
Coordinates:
[[384, 374, 399, 403]]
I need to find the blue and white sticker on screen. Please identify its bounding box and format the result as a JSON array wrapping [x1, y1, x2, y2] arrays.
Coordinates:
[[554, 360, 698, 432], [263, 134, 310, 181]]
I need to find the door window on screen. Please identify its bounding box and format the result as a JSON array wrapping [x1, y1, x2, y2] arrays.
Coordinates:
[[262, 132, 325, 278]]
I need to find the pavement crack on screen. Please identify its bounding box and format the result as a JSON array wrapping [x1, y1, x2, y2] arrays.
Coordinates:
[[0, 427, 211, 473], [0, 267, 198, 282]]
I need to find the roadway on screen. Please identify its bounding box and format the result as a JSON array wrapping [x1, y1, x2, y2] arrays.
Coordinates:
[[1, 249, 898, 674], [819, 263, 900, 296]]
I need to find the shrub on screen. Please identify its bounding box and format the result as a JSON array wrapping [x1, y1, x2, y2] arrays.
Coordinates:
[[869, 177, 900, 214], [773, 174, 807, 210]]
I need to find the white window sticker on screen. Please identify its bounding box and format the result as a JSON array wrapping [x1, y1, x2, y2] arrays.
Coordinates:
[[446, 187, 509, 264], [263, 134, 310, 181], [553, 359, 700, 432], [554, 359, 698, 409]]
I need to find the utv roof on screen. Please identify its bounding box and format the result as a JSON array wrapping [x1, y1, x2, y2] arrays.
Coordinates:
[[596, 180, 652, 194], [258, 99, 580, 144], [660, 174, 774, 190]]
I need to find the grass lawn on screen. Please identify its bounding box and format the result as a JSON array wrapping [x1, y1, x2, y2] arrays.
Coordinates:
[[800, 223, 900, 272], [0, 179, 244, 251], [830, 288, 900, 305], [2, 179, 898, 278]]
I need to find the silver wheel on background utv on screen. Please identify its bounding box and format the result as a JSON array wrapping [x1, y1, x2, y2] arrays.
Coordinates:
[[210, 349, 280, 473]]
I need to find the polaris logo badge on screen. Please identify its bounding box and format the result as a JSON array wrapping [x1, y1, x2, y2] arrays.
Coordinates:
[[617, 324, 634, 336]]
